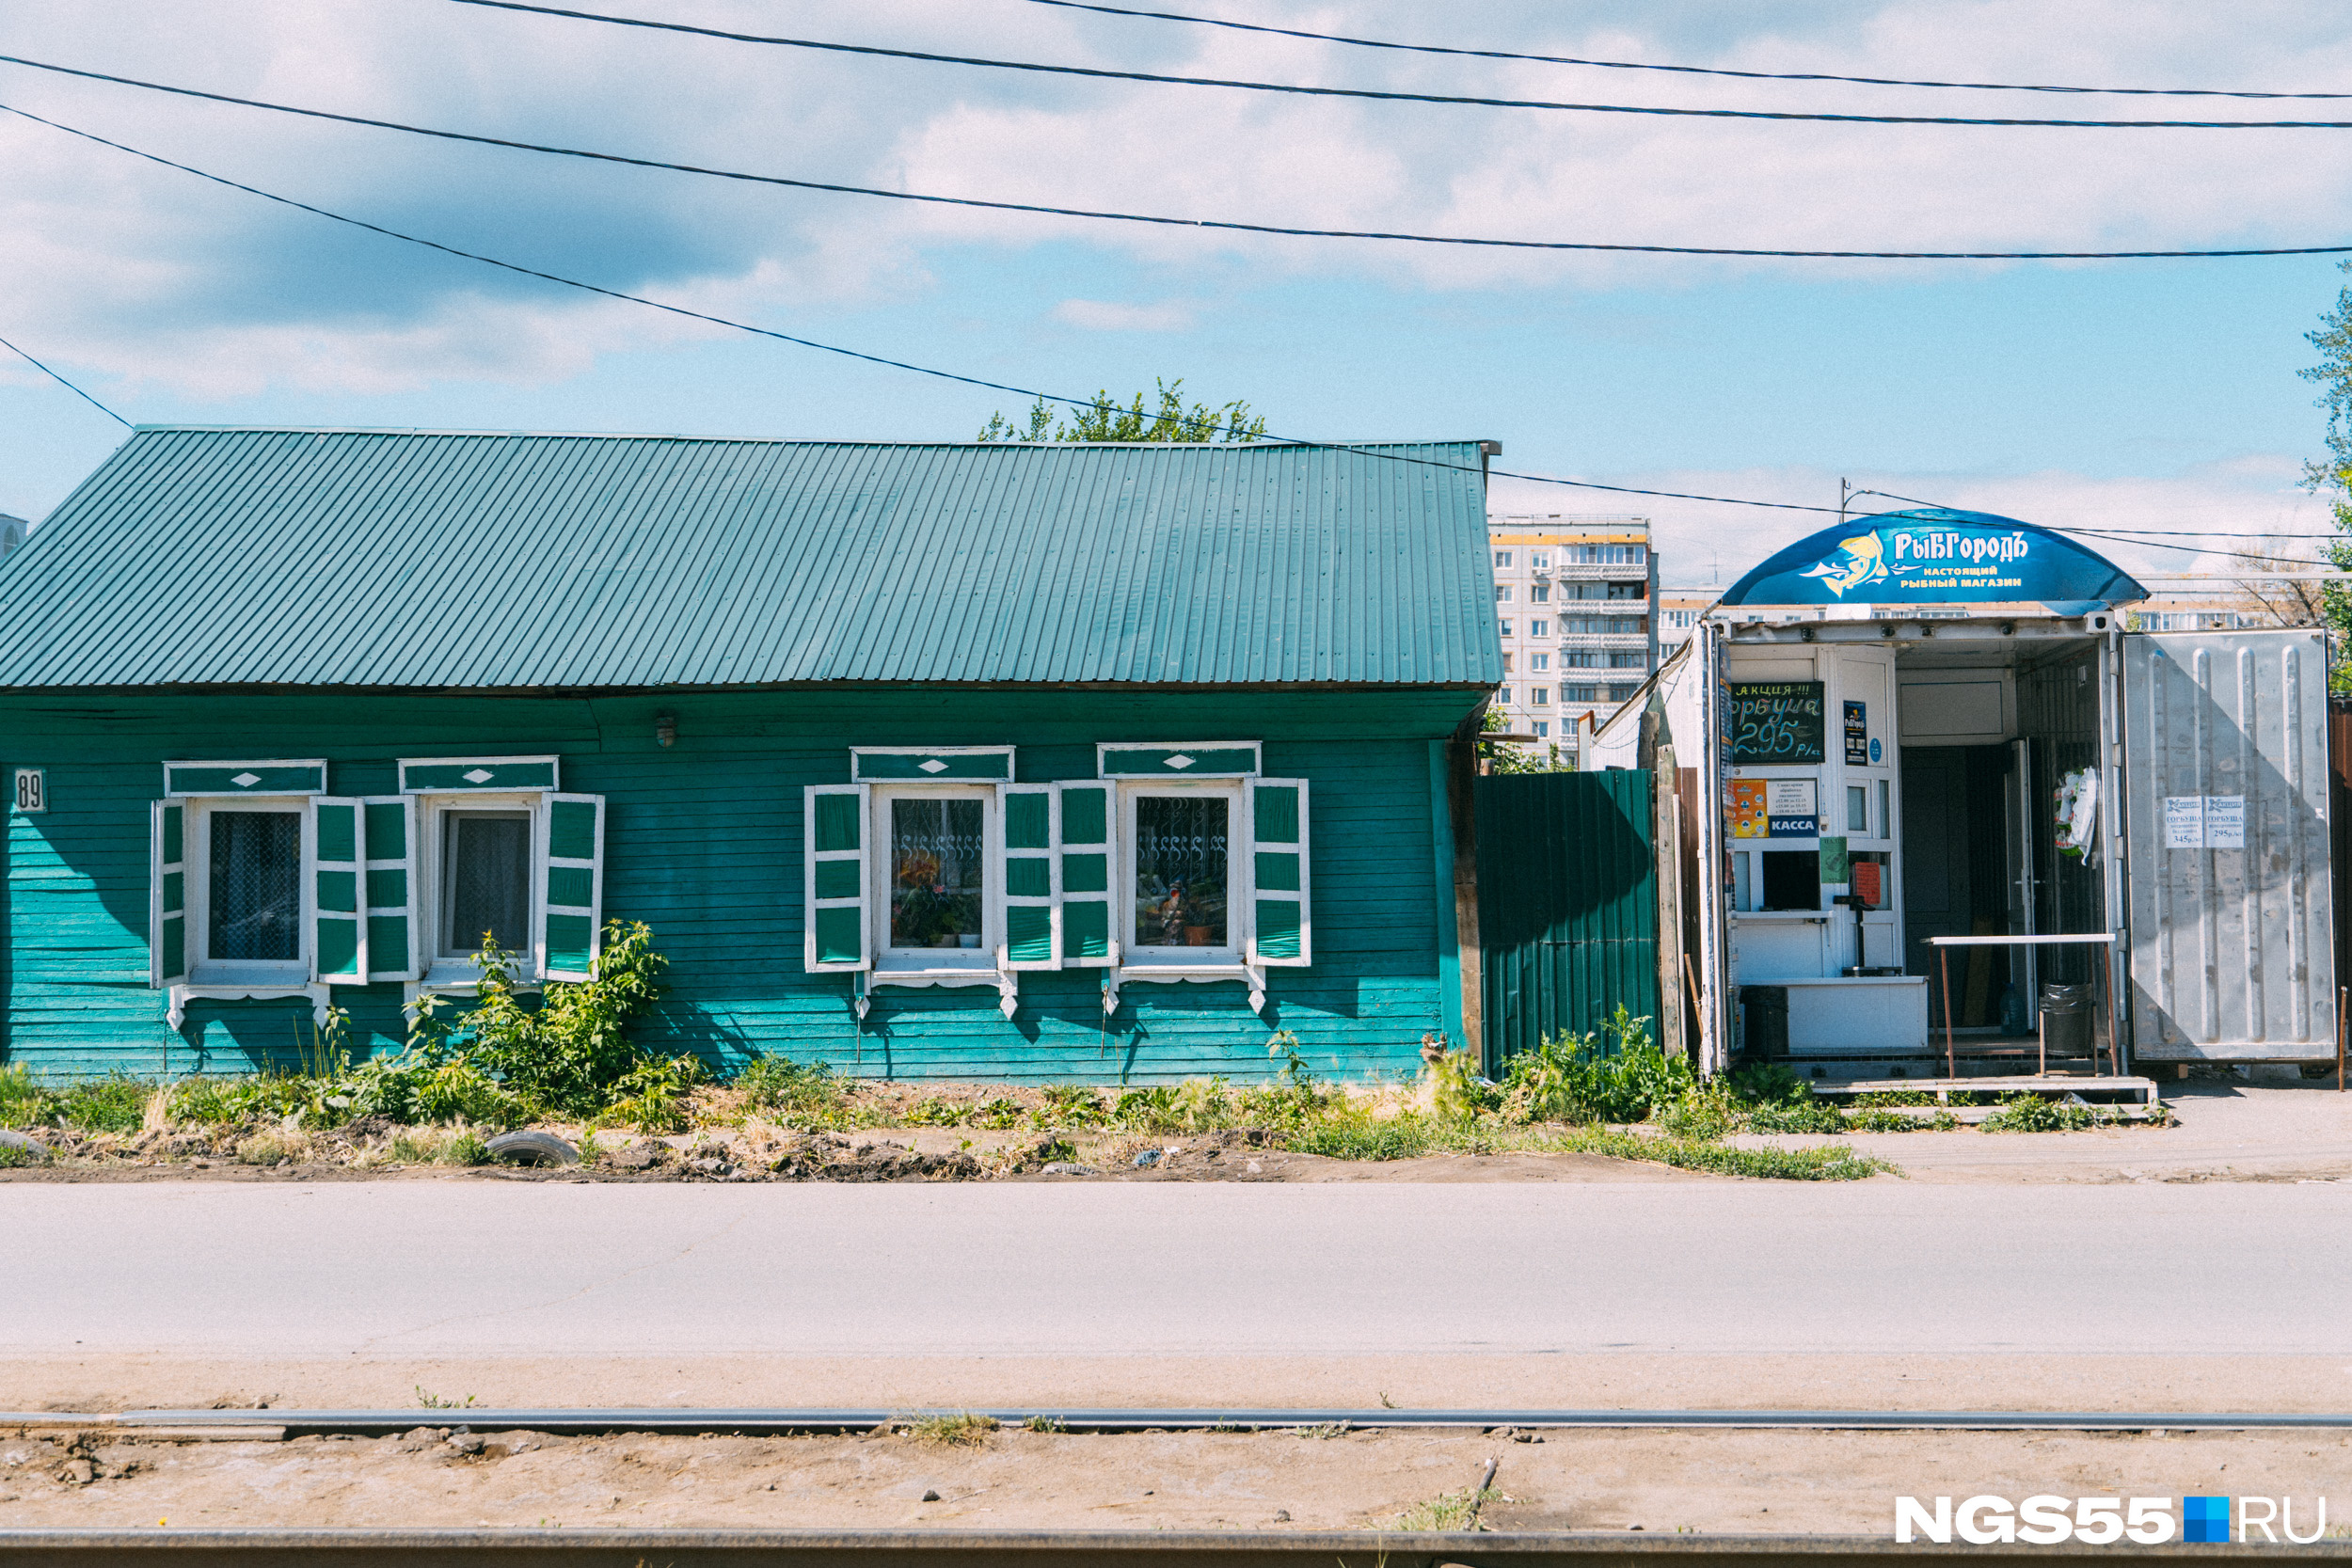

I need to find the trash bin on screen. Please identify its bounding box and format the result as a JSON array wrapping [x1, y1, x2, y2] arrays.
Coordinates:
[[2038, 981, 2095, 1058], [1741, 986, 1788, 1060]]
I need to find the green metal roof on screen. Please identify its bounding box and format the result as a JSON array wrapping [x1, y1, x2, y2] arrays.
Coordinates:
[[0, 428, 1502, 691]]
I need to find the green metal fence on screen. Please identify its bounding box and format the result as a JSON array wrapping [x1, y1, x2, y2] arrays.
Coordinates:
[[1476, 770, 1658, 1064]]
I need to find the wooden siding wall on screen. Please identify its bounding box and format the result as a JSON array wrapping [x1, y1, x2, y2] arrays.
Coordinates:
[[1, 689, 1467, 1084]]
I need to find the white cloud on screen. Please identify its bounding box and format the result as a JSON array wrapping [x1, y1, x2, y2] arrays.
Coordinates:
[[5, 0, 2350, 398], [1051, 297, 1197, 331]]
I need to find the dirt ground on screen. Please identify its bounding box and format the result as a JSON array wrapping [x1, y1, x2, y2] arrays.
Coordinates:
[[3, 1424, 2344, 1535], [8, 1076, 2348, 1187]]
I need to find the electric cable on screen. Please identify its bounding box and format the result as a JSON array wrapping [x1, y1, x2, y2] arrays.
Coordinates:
[[437, 0, 2352, 130], [1018, 0, 2352, 101], [5, 56, 2348, 261], [13, 102, 2322, 546], [0, 331, 131, 426], [0, 100, 1850, 515]]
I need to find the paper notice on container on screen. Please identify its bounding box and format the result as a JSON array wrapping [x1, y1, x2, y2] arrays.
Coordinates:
[[2206, 794, 2246, 849], [2164, 796, 2204, 848]]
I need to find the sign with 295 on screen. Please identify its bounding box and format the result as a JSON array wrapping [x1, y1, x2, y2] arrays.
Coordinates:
[[1898, 1495, 2327, 1544]]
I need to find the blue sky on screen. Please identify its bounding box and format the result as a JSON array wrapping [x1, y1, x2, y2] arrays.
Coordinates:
[[5, 0, 2349, 580]]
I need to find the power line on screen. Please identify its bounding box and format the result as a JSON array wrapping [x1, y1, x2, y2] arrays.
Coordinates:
[[7, 56, 2348, 261], [0, 331, 130, 426], [1020, 0, 2352, 102], [0, 101, 1847, 517], [20, 103, 2328, 544], [437, 0, 2352, 130]]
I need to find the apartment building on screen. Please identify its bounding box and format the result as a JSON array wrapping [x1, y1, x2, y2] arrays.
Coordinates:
[[1655, 588, 1713, 654], [1487, 514, 1656, 762]]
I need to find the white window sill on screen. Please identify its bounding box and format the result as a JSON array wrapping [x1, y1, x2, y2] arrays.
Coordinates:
[[167, 983, 330, 1029], [1103, 960, 1266, 1017], [862, 958, 1019, 1020]]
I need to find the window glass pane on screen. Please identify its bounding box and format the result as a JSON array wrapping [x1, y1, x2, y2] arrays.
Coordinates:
[[1133, 795, 1229, 948], [445, 811, 531, 956], [891, 797, 985, 948], [1848, 785, 1868, 832], [210, 811, 299, 960]]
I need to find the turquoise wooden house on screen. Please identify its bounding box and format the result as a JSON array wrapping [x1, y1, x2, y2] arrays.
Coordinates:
[[0, 428, 1501, 1083]]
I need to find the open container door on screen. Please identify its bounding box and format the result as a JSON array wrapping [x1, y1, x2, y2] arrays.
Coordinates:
[[1693, 623, 1734, 1074], [2122, 627, 2336, 1062]]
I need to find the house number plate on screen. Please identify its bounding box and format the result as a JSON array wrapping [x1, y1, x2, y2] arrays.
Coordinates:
[[12, 768, 43, 813]]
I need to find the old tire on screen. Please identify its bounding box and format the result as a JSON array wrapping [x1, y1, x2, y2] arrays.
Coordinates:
[[485, 1130, 580, 1167], [0, 1128, 54, 1162]]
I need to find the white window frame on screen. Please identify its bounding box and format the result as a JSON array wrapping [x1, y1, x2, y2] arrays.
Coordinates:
[[866, 783, 1015, 1015], [1495, 585, 1513, 603], [418, 789, 545, 988], [183, 794, 311, 988], [1119, 779, 1246, 971]]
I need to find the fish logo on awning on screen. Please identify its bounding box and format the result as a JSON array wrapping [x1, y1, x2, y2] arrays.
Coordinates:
[[1799, 531, 1891, 597]]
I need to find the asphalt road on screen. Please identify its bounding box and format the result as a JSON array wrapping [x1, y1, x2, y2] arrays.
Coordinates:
[[6, 1180, 2346, 1360]]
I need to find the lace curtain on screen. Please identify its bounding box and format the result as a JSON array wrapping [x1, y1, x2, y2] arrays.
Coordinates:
[[209, 811, 299, 960]]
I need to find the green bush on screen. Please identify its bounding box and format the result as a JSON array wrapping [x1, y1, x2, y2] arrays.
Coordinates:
[[51, 1075, 151, 1134], [1501, 1008, 1690, 1125], [0, 1064, 57, 1129], [1983, 1093, 2114, 1132], [1288, 1118, 1438, 1161], [737, 1054, 854, 1128], [1036, 1085, 1106, 1126]]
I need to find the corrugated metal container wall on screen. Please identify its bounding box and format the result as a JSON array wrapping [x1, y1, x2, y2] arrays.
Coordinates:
[[1475, 771, 1659, 1063], [2123, 630, 2337, 1060]]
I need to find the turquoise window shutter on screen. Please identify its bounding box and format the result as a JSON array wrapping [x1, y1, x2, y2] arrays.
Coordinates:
[[1001, 782, 1058, 970], [1247, 778, 1311, 966], [363, 795, 420, 981], [310, 797, 368, 984], [804, 783, 870, 973], [151, 800, 187, 987], [539, 794, 605, 981], [1057, 782, 1117, 967]]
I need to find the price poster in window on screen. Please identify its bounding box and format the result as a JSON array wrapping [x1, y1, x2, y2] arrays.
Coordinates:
[[1730, 778, 1769, 838], [1844, 700, 1868, 766], [1730, 682, 1826, 765]]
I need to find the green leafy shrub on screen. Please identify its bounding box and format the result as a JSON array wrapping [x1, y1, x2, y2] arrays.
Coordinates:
[[53, 1074, 152, 1134], [1724, 1061, 1848, 1133], [738, 1054, 854, 1128], [1983, 1094, 2115, 1132], [904, 1096, 967, 1127], [1288, 1118, 1438, 1161], [455, 924, 669, 1116], [0, 1064, 57, 1129], [969, 1097, 1027, 1131], [1501, 1009, 1690, 1125], [1036, 1085, 1106, 1126]]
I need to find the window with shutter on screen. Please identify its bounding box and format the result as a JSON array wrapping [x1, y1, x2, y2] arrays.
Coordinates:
[[153, 760, 335, 1028]]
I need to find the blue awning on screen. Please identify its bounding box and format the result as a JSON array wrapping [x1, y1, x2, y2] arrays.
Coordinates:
[[1718, 508, 2144, 614]]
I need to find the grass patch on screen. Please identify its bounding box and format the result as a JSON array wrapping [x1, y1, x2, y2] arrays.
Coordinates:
[[1391, 1482, 1495, 1531], [905, 1412, 998, 1448], [1983, 1094, 2127, 1132], [1022, 1415, 1067, 1433]]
